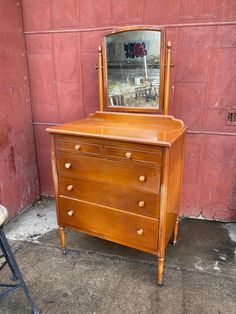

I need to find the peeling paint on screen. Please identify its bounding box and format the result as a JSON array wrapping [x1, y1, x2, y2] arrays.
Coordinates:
[[5, 198, 57, 243], [225, 223, 236, 243], [194, 257, 204, 271], [0, 1, 40, 217], [196, 213, 205, 220], [8, 145, 16, 174], [224, 223, 236, 261], [0, 123, 11, 150], [218, 254, 227, 262], [213, 261, 220, 272]]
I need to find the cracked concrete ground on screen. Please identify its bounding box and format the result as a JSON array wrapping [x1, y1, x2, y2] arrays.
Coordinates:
[[1, 198, 236, 314]]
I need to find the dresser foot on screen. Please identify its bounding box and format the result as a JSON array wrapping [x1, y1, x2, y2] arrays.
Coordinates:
[[173, 218, 179, 246], [157, 257, 164, 285], [59, 227, 66, 254]]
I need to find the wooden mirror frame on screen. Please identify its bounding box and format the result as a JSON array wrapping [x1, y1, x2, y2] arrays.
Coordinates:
[[98, 25, 170, 114]]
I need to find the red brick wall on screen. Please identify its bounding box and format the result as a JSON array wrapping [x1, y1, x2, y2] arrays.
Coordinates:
[[0, 1, 39, 217], [21, 0, 236, 220]]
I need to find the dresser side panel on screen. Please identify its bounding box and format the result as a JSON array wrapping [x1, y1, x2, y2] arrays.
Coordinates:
[[50, 135, 61, 225], [165, 134, 185, 246]]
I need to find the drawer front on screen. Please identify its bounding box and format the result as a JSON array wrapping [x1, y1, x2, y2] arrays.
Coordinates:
[[57, 153, 160, 193], [105, 145, 161, 165], [56, 137, 102, 157], [59, 176, 160, 218], [59, 196, 158, 251]]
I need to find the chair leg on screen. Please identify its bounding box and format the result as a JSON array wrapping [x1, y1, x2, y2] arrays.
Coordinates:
[[0, 238, 18, 280], [0, 228, 39, 313]]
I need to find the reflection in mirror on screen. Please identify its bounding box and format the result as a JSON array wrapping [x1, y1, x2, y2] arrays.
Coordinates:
[[105, 30, 161, 109]]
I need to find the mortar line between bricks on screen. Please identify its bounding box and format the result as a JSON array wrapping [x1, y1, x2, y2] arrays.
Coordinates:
[[7, 239, 236, 281]]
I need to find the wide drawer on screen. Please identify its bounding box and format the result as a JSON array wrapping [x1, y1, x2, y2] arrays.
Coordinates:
[[57, 153, 160, 193], [59, 196, 158, 252], [59, 176, 160, 218], [56, 137, 102, 157], [105, 145, 161, 165]]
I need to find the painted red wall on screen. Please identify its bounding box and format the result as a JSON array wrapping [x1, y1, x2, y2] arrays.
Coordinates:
[[21, 0, 236, 221], [0, 1, 39, 217]]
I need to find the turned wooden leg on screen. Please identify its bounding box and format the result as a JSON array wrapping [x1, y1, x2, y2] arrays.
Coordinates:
[[157, 257, 164, 286], [173, 218, 179, 246], [59, 227, 66, 255]]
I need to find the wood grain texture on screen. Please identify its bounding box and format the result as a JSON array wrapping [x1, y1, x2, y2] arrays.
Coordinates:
[[105, 145, 162, 164], [50, 136, 61, 224], [98, 45, 104, 111], [165, 135, 185, 247], [157, 148, 170, 285], [59, 196, 159, 253], [59, 176, 160, 218], [56, 137, 103, 157], [56, 152, 161, 193], [46, 112, 186, 147], [47, 111, 186, 285]]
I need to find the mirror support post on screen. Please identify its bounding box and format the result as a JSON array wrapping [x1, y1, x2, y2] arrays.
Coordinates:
[[164, 41, 172, 115], [98, 46, 104, 111]]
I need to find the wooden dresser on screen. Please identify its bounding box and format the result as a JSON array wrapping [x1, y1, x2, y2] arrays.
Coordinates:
[[47, 111, 186, 284]]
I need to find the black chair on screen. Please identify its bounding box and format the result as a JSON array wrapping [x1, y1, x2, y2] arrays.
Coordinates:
[[0, 204, 39, 313]]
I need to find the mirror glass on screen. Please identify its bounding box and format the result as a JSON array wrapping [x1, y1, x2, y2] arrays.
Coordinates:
[[105, 30, 162, 109]]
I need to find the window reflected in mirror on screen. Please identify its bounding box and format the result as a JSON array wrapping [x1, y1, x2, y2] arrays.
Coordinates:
[[105, 30, 162, 109]]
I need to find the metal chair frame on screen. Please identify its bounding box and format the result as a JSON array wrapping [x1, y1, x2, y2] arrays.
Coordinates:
[[0, 226, 39, 314]]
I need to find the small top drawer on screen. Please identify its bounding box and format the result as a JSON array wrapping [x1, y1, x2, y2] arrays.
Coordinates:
[[56, 137, 102, 157], [105, 145, 162, 165]]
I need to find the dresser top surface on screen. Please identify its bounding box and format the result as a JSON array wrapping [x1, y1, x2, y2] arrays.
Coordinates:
[[47, 112, 186, 147]]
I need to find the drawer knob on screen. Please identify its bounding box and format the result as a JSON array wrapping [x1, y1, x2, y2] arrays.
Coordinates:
[[125, 151, 132, 159], [138, 175, 146, 182], [138, 201, 145, 208], [137, 229, 144, 235], [67, 210, 74, 216], [67, 185, 73, 191], [74, 144, 81, 151], [64, 162, 71, 169]]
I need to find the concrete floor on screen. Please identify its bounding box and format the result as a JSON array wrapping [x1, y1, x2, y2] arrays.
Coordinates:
[[1, 198, 236, 314]]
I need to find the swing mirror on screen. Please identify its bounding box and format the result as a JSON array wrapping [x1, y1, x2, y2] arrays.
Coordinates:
[[103, 26, 165, 113]]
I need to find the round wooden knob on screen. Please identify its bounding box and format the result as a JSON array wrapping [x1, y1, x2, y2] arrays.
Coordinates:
[[64, 162, 71, 169], [136, 229, 144, 235], [74, 144, 80, 151], [125, 152, 132, 159], [67, 210, 74, 216], [138, 175, 146, 182], [67, 185, 73, 191], [138, 201, 145, 208]]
